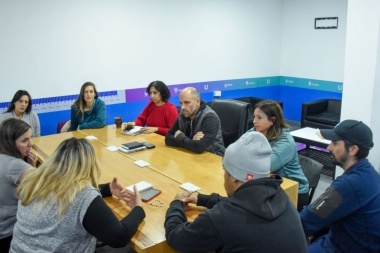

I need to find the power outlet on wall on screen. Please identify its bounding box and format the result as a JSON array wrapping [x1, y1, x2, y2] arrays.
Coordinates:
[[214, 90, 221, 97]]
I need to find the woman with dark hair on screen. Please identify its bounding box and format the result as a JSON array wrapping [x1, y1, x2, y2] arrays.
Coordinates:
[[122, 80, 178, 136], [0, 118, 37, 252], [250, 100, 309, 210], [68, 82, 106, 131], [0, 90, 40, 137]]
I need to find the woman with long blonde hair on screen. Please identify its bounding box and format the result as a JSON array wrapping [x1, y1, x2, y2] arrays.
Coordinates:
[[11, 138, 145, 253]]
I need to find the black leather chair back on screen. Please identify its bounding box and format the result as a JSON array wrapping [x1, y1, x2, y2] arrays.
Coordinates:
[[235, 97, 283, 109], [210, 99, 251, 148], [235, 97, 283, 130], [298, 155, 323, 205]]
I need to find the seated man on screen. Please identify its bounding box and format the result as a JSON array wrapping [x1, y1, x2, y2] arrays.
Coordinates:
[[300, 120, 380, 253], [164, 131, 307, 253], [165, 87, 225, 156]]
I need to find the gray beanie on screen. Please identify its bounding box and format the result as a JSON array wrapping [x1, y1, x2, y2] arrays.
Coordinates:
[[223, 131, 272, 182]]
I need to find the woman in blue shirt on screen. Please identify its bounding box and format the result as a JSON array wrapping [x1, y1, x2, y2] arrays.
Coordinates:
[[69, 82, 106, 131], [251, 100, 309, 210]]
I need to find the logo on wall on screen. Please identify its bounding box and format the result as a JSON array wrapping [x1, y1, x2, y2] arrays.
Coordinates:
[[174, 87, 178, 93], [204, 84, 208, 90], [267, 79, 270, 84], [245, 81, 255, 86], [285, 79, 293, 84], [308, 81, 319, 87], [338, 85, 343, 91], [224, 83, 233, 88], [144, 92, 148, 97]]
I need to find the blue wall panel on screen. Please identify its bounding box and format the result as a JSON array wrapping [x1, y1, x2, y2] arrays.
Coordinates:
[[39, 101, 147, 136], [38, 110, 71, 136], [219, 86, 279, 101]]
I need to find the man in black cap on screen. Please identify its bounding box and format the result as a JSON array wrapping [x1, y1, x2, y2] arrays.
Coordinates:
[[300, 120, 380, 253]]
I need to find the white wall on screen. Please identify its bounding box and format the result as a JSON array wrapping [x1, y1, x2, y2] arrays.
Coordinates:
[[342, 0, 380, 172], [0, 0, 282, 101], [280, 0, 347, 82]]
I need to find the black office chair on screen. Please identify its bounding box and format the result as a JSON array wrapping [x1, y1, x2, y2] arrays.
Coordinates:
[[235, 97, 284, 130], [210, 99, 251, 148], [298, 155, 323, 205], [301, 99, 341, 129]]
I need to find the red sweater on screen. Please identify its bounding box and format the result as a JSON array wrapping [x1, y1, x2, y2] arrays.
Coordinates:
[[134, 101, 178, 136]]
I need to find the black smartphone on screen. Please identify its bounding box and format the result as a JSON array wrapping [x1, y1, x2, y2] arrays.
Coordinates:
[[141, 188, 161, 202], [142, 142, 156, 149]]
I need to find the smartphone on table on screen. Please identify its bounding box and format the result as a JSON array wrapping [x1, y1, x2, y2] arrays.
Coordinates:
[[141, 188, 161, 202], [142, 142, 156, 149]]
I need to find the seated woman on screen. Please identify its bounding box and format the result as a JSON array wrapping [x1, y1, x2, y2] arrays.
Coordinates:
[[0, 90, 41, 137], [0, 119, 37, 252], [122, 80, 178, 136], [250, 100, 309, 210], [11, 137, 145, 252], [69, 82, 106, 131]]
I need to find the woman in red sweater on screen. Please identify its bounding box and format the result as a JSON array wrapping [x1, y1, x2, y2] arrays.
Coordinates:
[[123, 81, 178, 136]]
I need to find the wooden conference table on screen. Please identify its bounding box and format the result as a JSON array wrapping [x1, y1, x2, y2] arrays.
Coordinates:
[[32, 126, 299, 253]]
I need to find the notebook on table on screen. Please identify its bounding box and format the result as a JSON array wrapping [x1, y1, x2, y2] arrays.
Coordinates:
[[121, 141, 144, 150], [122, 126, 143, 136]]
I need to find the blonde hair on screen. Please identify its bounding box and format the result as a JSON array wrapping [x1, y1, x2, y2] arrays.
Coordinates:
[[17, 138, 101, 217]]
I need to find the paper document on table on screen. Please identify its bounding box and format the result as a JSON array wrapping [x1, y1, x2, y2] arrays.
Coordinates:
[[106, 146, 119, 152], [121, 126, 143, 136], [126, 181, 153, 192], [85, 135, 98, 140], [315, 129, 324, 140], [180, 182, 201, 192], [134, 160, 150, 167]]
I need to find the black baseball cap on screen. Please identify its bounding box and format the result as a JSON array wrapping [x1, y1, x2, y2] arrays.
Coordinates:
[[320, 120, 373, 150]]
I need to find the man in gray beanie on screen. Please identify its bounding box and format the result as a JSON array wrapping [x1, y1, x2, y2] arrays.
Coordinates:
[[164, 131, 307, 253]]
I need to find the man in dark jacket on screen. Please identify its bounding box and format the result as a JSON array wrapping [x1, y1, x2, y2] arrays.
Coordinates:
[[164, 131, 307, 253], [300, 120, 380, 253], [165, 87, 225, 156]]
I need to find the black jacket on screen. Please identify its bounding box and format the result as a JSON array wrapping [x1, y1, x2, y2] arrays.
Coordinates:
[[165, 101, 225, 156], [165, 175, 307, 253]]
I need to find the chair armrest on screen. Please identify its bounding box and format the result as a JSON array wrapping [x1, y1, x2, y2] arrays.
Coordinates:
[[301, 100, 329, 128], [326, 100, 342, 114]]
